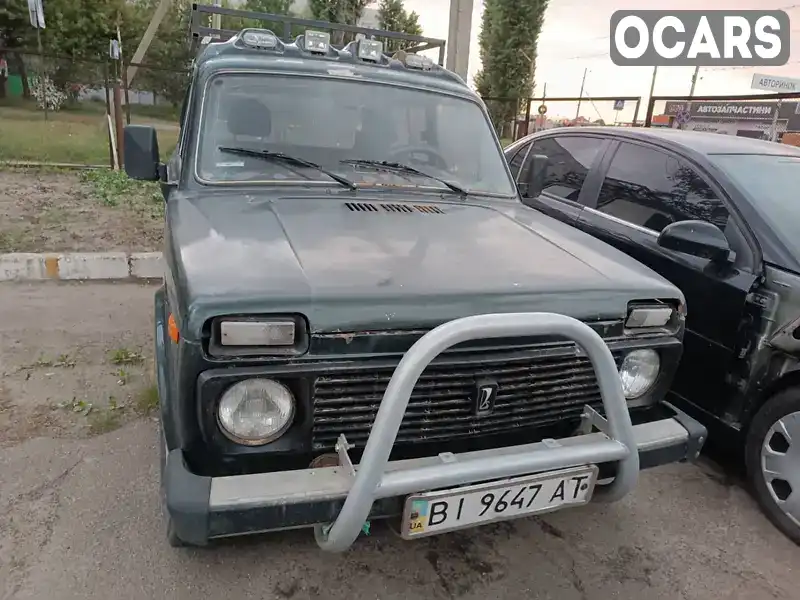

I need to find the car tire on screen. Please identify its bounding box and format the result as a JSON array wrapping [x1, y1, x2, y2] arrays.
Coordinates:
[[159, 422, 188, 548], [745, 386, 800, 545]]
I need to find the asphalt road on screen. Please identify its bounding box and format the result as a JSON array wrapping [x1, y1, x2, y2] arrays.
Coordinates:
[[1, 282, 798, 600]]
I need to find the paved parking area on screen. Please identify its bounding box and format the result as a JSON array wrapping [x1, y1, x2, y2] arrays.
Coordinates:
[[1, 283, 798, 600]]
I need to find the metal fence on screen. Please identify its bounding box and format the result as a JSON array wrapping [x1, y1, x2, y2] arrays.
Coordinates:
[[18, 49, 800, 168], [481, 95, 643, 144], [0, 50, 186, 167]]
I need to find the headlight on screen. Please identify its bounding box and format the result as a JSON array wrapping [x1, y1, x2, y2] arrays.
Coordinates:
[[217, 378, 295, 445], [619, 349, 660, 399]]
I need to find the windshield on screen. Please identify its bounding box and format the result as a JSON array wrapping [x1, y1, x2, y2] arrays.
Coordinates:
[[710, 153, 800, 257], [194, 73, 516, 196]]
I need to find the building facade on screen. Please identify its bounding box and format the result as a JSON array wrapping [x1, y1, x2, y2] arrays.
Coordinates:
[[660, 100, 800, 145]]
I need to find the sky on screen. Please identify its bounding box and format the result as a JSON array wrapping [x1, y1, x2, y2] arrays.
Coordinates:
[[387, 0, 800, 123]]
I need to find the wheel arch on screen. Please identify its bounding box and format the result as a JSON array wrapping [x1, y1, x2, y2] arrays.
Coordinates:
[[154, 284, 180, 450], [744, 362, 800, 431]]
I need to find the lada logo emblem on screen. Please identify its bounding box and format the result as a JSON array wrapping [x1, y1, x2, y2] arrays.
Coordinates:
[[472, 379, 498, 417]]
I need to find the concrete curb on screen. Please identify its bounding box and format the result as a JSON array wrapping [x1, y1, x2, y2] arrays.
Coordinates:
[[0, 252, 164, 281]]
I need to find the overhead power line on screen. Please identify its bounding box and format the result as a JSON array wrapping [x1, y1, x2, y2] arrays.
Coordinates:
[[556, 51, 609, 61], [704, 59, 800, 72]]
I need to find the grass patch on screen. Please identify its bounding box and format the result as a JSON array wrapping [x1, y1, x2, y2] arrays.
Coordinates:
[[81, 169, 160, 207], [34, 353, 77, 368], [116, 368, 131, 386], [81, 169, 165, 224], [56, 97, 181, 122], [0, 230, 26, 253], [87, 409, 122, 435], [57, 397, 93, 416], [52, 381, 156, 437], [109, 347, 145, 366], [0, 104, 178, 165], [135, 385, 159, 415], [129, 103, 181, 122]]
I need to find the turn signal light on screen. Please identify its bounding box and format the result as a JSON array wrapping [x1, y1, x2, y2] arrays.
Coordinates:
[[167, 313, 180, 343]]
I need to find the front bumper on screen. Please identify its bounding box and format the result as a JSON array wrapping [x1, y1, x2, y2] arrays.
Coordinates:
[[166, 401, 706, 546], [165, 312, 706, 550]]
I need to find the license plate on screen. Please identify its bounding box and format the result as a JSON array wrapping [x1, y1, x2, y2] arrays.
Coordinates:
[[401, 465, 598, 539]]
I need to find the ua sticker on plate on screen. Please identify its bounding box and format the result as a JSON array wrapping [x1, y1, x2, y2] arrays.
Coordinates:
[[407, 499, 429, 534]]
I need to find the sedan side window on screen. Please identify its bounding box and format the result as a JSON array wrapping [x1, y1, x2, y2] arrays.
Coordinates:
[[597, 142, 729, 232], [506, 142, 531, 178], [525, 136, 606, 202]]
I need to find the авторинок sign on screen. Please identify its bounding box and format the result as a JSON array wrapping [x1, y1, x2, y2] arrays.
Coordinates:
[[610, 10, 790, 67], [751, 73, 800, 93]]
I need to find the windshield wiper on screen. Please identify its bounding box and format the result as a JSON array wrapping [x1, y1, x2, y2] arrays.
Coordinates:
[[218, 146, 357, 190], [340, 159, 468, 197]]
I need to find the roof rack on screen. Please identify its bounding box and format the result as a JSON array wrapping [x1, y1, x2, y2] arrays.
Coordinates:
[[188, 3, 447, 65]]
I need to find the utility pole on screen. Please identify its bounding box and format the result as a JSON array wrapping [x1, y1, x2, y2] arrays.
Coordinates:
[[688, 66, 700, 98], [126, 0, 172, 87], [446, 0, 474, 82], [36, 26, 46, 122], [212, 0, 221, 32], [648, 66, 658, 102], [537, 82, 547, 132], [28, 0, 47, 121], [681, 66, 701, 130], [646, 65, 658, 125], [769, 100, 782, 142], [575, 68, 588, 121]]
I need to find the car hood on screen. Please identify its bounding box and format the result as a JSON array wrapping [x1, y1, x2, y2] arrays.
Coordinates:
[[169, 192, 682, 337]]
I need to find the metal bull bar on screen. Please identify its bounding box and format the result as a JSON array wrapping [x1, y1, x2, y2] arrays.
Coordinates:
[[314, 313, 639, 552]]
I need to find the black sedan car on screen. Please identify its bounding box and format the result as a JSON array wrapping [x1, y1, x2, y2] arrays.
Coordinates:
[[505, 127, 800, 543]]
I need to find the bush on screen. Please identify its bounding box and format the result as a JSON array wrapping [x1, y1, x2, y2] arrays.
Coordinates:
[[29, 75, 69, 112]]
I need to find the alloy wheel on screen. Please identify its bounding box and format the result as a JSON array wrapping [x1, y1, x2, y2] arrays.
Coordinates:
[[761, 410, 800, 527]]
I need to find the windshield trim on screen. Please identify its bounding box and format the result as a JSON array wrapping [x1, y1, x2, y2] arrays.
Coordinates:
[[191, 69, 518, 197]]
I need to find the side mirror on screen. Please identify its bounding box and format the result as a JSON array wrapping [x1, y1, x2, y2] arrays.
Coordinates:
[[123, 125, 161, 181], [524, 154, 548, 198], [657, 220, 732, 262]]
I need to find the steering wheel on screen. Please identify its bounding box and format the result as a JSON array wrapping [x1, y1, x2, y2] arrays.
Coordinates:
[[385, 144, 448, 171]]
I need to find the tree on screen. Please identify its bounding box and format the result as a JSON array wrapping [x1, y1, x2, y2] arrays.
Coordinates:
[[377, 0, 422, 53], [0, 0, 33, 97], [243, 0, 293, 14], [41, 0, 125, 59], [309, 0, 369, 44], [0, 0, 32, 49], [129, 0, 194, 106], [128, 0, 298, 106], [310, 0, 369, 24], [222, 0, 295, 32], [475, 0, 548, 137], [0, 0, 128, 101]]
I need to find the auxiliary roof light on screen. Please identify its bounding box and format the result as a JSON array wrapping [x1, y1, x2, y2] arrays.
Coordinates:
[[241, 29, 279, 49], [305, 30, 331, 54], [357, 38, 383, 62], [402, 52, 433, 70]]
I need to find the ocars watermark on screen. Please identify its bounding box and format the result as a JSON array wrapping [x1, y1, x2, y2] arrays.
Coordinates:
[[610, 10, 790, 66]]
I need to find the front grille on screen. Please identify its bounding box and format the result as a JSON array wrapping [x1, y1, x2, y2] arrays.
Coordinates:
[[312, 345, 620, 450]]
